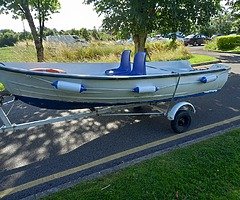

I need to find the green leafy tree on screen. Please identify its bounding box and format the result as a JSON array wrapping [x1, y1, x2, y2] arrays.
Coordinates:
[[85, 0, 221, 52], [157, 0, 221, 37], [0, 0, 60, 62], [43, 27, 58, 37], [198, 10, 234, 36], [92, 27, 100, 40], [232, 18, 240, 33], [228, 0, 240, 12], [231, 0, 240, 33], [81, 28, 91, 41], [19, 31, 33, 41], [65, 29, 81, 37], [85, 0, 158, 52], [0, 29, 19, 47]]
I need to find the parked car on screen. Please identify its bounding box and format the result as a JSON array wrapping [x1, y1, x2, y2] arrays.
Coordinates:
[[184, 34, 211, 46]]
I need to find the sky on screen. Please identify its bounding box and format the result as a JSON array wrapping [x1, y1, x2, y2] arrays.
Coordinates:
[[0, 0, 103, 32]]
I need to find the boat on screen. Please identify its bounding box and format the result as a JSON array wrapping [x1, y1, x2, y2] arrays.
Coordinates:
[[0, 50, 230, 110], [0, 50, 231, 133]]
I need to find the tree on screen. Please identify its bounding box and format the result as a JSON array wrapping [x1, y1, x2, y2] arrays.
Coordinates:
[[157, 0, 221, 37], [0, 0, 60, 62], [92, 27, 100, 40], [85, 0, 221, 52], [228, 0, 240, 12], [81, 28, 91, 41], [198, 10, 234, 36], [44, 27, 58, 37], [231, 0, 240, 33], [0, 29, 19, 47], [85, 0, 159, 52]]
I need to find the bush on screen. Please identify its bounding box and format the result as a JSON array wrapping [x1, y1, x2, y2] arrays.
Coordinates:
[[205, 38, 218, 51], [0, 32, 19, 47], [216, 35, 240, 50]]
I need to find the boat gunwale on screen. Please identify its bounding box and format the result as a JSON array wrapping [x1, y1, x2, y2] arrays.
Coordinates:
[[0, 64, 230, 80]]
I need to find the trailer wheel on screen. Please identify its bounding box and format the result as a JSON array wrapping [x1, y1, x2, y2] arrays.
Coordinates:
[[171, 110, 191, 133]]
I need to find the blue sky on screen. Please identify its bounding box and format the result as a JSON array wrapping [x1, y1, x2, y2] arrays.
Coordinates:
[[0, 0, 103, 32]]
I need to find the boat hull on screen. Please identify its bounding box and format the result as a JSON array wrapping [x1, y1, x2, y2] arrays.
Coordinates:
[[0, 62, 230, 109]]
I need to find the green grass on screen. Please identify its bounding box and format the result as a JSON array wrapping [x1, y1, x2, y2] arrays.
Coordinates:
[[44, 129, 240, 200], [0, 83, 4, 91], [0, 47, 13, 61], [0, 41, 217, 64], [0, 45, 36, 62], [189, 54, 218, 64]]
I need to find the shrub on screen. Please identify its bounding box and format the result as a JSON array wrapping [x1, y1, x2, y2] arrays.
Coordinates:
[[0, 32, 19, 47], [205, 39, 218, 51], [216, 35, 240, 50]]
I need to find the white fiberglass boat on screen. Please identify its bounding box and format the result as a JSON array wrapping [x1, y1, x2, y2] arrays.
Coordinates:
[[0, 50, 230, 110]]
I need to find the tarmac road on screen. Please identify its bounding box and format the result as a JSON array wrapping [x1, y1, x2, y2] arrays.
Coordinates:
[[0, 47, 240, 199], [190, 46, 240, 73]]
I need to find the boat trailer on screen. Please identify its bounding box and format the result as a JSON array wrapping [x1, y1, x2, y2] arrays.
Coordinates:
[[0, 92, 196, 134]]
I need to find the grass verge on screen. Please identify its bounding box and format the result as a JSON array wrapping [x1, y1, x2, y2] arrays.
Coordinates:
[[0, 41, 217, 64], [189, 54, 218, 64], [0, 45, 36, 62], [44, 129, 240, 200], [0, 83, 4, 91]]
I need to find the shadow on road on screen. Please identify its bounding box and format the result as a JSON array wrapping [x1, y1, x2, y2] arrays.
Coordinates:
[[0, 100, 172, 190], [218, 55, 240, 63]]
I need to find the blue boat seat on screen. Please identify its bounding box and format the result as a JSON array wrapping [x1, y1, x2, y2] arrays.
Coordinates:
[[130, 52, 146, 75], [105, 50, 131, 75]]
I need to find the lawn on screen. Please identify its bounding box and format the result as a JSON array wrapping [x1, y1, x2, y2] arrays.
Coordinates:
[[45, 129, 240, 200], [189, 54, 218, 64], [0, 45, 36, 62], [0, 47, 13, 61]]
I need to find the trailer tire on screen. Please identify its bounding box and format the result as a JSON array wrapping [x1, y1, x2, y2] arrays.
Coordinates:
[[171, 110, 191, 133]]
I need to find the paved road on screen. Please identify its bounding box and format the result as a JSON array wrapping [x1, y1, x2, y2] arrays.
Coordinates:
[[1, 47, 240, 199], [189, 46, 240, 73]]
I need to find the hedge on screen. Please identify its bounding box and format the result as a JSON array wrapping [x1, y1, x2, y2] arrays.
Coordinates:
[[216, 35, 240, 51]]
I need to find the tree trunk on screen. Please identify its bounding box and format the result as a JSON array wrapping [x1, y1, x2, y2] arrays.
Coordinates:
[[35, 41, 44, 62], [21, 3, 44, 62], [133, 33, 147, 53]]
